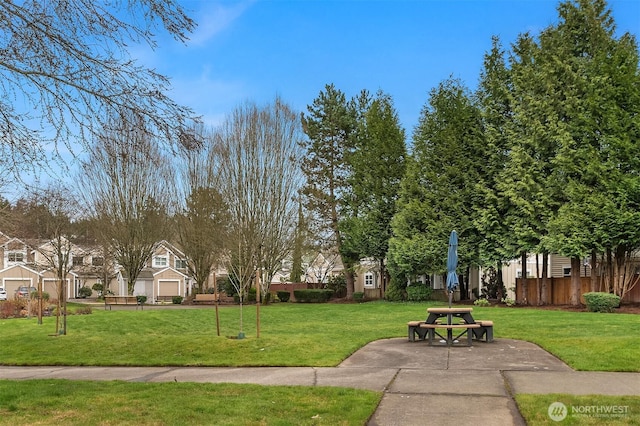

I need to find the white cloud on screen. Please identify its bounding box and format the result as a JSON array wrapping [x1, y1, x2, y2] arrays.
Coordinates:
[[169, 65, 247, 126], [189, 0, 255, 46]]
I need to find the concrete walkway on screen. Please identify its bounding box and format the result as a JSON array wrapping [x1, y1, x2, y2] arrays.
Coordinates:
[[0, 338, 638, 425]]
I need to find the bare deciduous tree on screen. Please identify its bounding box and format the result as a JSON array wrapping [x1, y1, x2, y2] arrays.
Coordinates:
[[216, 97, 304, 300], [27, 186, 76, 335], [177, 185, 230, 294], [0, 0, 196, 178], [79, 112, 173, 295]]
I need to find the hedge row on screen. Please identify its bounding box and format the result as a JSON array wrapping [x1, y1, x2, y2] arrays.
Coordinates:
[[276, 291, 290, 302], [293, 289, 333, 303]]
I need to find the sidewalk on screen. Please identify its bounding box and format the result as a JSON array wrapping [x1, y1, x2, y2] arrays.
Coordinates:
[[0, 338, 638, 425]]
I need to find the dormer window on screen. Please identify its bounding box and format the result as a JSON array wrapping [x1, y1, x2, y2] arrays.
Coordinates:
[[153, 255, 168, 268], [7, 252, 24, 263]]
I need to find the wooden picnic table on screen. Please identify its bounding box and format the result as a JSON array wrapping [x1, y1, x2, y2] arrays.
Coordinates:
[[422, 307, 477, 346], [407, 307, 494, 345], [425, 307, 474, 325]]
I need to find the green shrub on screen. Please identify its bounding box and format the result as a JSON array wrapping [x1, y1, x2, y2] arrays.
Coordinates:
[[136, 295, 147, 305], [293, 289, 333, 303], [384, 282, 406, 301], [77, 286, 92, 298], [583, 292, 620, 313], [353, 292, 364, 302], [406, 285, 432, 302], [92, 283, 104, 297], [474, 298, 490, 307], [247, 287, 257, 302], [276, 291, 290, 302], [325, 274, 347, 298], [172, 296, 183, 305], [219, 277, 236, 296], [480, 266, 507, 299], [501, 297, 515, 307]]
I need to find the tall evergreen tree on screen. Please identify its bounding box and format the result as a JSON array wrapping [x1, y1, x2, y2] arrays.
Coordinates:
[[300, 84, 358, 298], [341, 91, 407, 295], [504, 0, 640, 303], [539, 0, 640, 300], [475, 36, 519, 300], [390, 78, 484, 299]]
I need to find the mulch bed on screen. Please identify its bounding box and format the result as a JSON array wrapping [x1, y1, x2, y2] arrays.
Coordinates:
[[457, 299, 640, 314]]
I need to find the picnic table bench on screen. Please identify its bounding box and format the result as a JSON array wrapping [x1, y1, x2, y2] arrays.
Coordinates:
[[193, 293, 219, 304], [407, 307, 494, 345], [104, 295, 143, 310], [420, 322, 481, 346]]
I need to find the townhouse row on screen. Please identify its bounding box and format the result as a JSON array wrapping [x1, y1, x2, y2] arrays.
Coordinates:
[[0, 231, 389, 303]]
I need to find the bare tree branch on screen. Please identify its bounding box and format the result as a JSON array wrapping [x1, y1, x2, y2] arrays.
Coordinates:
[[216, 97, 304, 298], [78, 110, 173, 295], [0, 0, 197, 178]]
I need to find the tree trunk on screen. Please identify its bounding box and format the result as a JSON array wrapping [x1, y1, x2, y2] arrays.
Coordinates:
[[345, 269, 355, 299], [62, 278, 67, 335], [496, 260, 504, 301], [607, 247, 614, 293], [521, 252, 528, 305], [590, 250, 597, 292], [536, 253, 541, 305], [615, 245, 627, 298], [541, 252, 549, 305], [569, 256, 581, 306], [380, 258, 387, 295], [461, 266, 470, 300]]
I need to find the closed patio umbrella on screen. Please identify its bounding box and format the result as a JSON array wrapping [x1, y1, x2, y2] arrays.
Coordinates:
[[446, 230, 459, 309]]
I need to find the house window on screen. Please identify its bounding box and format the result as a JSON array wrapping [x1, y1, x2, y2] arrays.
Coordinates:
[[92, 257, 104, 266], [563, 267, 571, 277], [7, 252, 24, 263], [175, 259, 187, 269], [73, 256, 84, 266], [153, 256, 168, 268], [364, 272, 375, 288]]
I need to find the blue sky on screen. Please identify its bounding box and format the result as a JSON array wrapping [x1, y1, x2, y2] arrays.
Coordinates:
[[8, 0, 639, 201], [145, 0, 640, 136]]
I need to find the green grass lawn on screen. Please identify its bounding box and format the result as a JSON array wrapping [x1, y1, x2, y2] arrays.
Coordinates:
[[1, 301, 639, 425], [516, 394, 640, 425], [0, 301, 638, 371], [0, 379, 381, 425]]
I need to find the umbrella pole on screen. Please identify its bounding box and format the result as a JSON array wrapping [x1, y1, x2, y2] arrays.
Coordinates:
[[448, 290, 452, 309]]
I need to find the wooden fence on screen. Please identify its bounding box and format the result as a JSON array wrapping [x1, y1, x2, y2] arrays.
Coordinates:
[[515, 277, 640, 304], [364, 288, 382, 300]]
